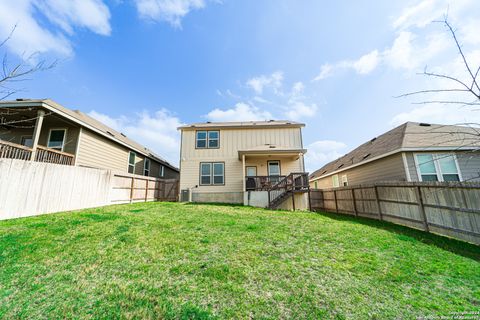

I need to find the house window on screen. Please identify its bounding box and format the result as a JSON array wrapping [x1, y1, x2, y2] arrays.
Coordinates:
[[246, 166, 257, 177], [47, 129, 66, 151], [159, 165, 165, 177], [314, 181, 318, 189], [341, 174, 348, 186], [208, 131, 219, 148], [128, 152, 136, 174], [200, 162, 224, 185], [144, 158, 150, 176], [268, 161, 280, 176], [332, 174, 339, 188], [21, 136, 33, 148], [415, 153, 461, 182], [196, 130, 219, 149]]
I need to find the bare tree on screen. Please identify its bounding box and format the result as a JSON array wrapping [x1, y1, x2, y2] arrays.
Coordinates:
[[0, 26, 56, 136], [397, 17, 480, 107]]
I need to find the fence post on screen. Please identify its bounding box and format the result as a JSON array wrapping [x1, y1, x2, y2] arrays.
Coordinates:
[[333, 190, 338, 213], [415, 186, 429, 232], [130, 177, 135, 203], [144, 179, 149, 202], [374, 186, 382, 220], [308, 190, 312, 212], [351, 188, 358, 217]]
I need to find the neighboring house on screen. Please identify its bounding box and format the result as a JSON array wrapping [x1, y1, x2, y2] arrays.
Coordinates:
[[0, 99, 178, 178], [178, 120, 310, 210], [310, 122, 480, 189]]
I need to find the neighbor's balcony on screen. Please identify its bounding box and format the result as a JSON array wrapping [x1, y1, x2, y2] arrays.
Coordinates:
[[0, 140, 75, 166]]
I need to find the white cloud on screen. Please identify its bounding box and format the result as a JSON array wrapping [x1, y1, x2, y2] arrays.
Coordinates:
[[284, 101, 317, 121], [391, 104, 480, 127], [134, 0, 206, 27], [205, 102, 273, 122], [314, 0, 480, 80], [0, 0, 111, 58], [88, 109, 182, 165], [353, 50, 380, 74], [246, 71, 284, 95], [304, 140, 347, 172], [313, 50, 380, 80]]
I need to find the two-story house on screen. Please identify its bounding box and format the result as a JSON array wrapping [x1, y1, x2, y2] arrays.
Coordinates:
[[178, 120, 310, 210], [0, 99, 179, 178]]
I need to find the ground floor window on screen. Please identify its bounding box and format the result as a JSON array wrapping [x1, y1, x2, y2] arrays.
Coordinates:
[[128, 152, 136, 174], [159, 165, 165, 177], [200, 162, 224, 185], [415, 153, 461, 182], [144, 158, 150, 176], [332, 174, 339, 188], [47, 129, 66, 151], [341, 174, 348, 186], [21, 136, 33, 148]]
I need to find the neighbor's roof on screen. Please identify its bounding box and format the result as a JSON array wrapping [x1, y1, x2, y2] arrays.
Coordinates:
[[178, 120, 305, 130], [310, 122, 480, 181], [0, 99, 178, 171]]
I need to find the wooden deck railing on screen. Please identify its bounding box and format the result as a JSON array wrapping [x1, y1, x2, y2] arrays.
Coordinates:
[[35, 146, 75, 165], [0, 140, 32, 160], [0, 140, 74, 165], [245, 175, 287, 191]]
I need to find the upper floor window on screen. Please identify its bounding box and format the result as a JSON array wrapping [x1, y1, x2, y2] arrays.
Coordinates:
[[196, 130, 219, 149], [416, 153, 461, 182], [128, 152, 136, 174], [48, 129, 66, 151], [144, 158, 150, 176]]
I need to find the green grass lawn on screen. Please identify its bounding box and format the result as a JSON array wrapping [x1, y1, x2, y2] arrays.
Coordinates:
[[0, 202, 479, 319]]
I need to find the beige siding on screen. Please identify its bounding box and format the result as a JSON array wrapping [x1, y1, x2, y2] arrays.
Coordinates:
[[313, 153, 407, 189], [77, 128, 130, 172], [179, 127, 304, 193]]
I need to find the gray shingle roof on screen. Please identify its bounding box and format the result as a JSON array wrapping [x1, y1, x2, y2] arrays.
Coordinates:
[[310, 122, 480, 180]]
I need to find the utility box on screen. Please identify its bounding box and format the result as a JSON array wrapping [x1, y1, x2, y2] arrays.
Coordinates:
[[180, 189, 190, 202]]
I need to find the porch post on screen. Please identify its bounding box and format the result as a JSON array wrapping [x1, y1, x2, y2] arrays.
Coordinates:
[[30, 110, 45, 161], [242, 154, 246, 192]]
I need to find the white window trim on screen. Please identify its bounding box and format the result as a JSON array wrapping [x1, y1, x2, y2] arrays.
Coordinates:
[[341, 174, 348, 186], [267, 161, 280, 176], [144, 158, 151, 176], [196, 130, 220, 149], [128, 151, 136, 174], [413, 153, 463, 182], [47, 128, 67, 151], [332, 174, 339, 188], [159, 165, 165, 177], [200, 162, 224, 186]]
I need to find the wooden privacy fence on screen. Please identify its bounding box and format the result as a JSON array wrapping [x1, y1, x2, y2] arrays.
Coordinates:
[[0, 159, 179, 220], [110, 174, 178, 204], [310, 182, 480, 245]]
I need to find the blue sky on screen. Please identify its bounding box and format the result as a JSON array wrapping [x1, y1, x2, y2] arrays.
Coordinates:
[[1, 0, 480, 169]]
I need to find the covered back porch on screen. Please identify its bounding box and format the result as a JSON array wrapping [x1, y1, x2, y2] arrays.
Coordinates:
[[0, 107, 77, 165], [238, 146, 310, 209]]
